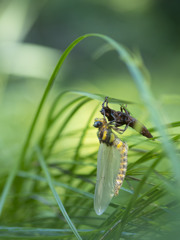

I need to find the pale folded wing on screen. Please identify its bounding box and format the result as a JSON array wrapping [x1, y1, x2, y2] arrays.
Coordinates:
[[94, 143, 121, 215]]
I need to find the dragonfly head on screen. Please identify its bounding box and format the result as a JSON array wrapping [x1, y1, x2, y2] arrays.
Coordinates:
[[93, 118, 107, 128]]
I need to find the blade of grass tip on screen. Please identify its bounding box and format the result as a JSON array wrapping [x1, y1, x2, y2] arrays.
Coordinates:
[[166, 121, 180, 129], [35, 146, 82, 240], [148, 120, 180, 134]]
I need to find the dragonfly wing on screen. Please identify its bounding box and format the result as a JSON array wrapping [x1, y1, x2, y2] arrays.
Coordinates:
[[94, 143, 121, 215]]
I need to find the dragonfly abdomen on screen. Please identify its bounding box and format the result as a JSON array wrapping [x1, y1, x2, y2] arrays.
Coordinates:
[[114, 139, 128, 196], [129, 118, 153, 138]]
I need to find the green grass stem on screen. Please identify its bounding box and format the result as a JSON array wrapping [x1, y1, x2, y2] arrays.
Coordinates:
[[35, 146, 82, 240]]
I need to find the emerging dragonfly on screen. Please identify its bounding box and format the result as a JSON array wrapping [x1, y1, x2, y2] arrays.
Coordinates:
[[93, 118, 128, 215], [100, 97, 153, 138]]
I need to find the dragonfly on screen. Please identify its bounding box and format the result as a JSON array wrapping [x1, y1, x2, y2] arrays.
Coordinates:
[[100, 97, 153, 138], [93, 118, 128, 215]]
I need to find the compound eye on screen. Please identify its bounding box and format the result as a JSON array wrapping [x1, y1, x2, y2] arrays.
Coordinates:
[[93, 121, 103, 128]]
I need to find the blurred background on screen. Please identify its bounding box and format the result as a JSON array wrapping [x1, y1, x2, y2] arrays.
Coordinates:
[[0, 0, 180, 238], [1, 0, 180, 154]]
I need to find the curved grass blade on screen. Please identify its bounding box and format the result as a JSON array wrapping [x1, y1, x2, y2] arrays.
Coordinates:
[[19, 35, 93, 168], [39, 96, 86, 148], [71, 90, 134, 105], [35, 146, 82, 240], [73, 104, 99, 160], [38, 91, 69, 146], [45, 91, 68, 122], [45, 98, 92, 158], [50, 96, 86, 125]]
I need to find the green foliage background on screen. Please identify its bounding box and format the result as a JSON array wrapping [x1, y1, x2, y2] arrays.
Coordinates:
[[0, 1, 180, 239]]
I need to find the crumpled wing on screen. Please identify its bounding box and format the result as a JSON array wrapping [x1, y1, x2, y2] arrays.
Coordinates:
[[94, 143, 121, 215]]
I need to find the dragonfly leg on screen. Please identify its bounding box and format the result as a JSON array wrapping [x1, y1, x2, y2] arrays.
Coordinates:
[[102, 96, 109, 108], [101, 108, 106, 119], [113, 121, 131, 134], [107, 120, 117, 127], [121, 105, 130, 115], [122, 123, 129, 132], [110, 111, 117, 122], [101, 97, 109, 119], [112, 126, 125, 134]]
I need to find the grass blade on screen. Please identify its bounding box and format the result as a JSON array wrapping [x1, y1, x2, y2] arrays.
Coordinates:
[[35, 146, 82, 240], [70, 90, 134, 105], [74, 104, 99, 160], [0, 226, 93, 238], [46, 98, 92, 158], [0, 162, 18, 215], [19, 35, 92, 169], [17, 170, 94, 199]]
